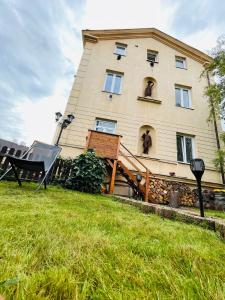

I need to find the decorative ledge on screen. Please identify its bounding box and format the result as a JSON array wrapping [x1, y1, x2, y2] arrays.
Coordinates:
[[137, 96, 162, 104]]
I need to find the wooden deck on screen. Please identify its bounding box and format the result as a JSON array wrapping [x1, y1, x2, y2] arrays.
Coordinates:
[[86, 130, 151, 201]]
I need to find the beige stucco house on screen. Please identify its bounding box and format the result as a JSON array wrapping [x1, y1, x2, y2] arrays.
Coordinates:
[[54, 28, 223, 192]]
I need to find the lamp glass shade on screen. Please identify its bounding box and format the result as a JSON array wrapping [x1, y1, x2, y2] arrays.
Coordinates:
[[55, 112, 62, 121], [67, 114, 75, 123], [190, 159, 205, 172], [136, 174, 142, 182]]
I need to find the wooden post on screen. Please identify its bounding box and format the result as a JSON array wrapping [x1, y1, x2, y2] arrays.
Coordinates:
[[109, 160, 117, 194], [85, 130, 91, 151], [116, 136, 121, 159], [145, 170, 150, 202]]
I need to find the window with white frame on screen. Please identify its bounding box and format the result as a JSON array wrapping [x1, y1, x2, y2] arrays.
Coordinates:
[[147, 50, 158, 62], [104, 71, 123, 94], [175, 86, 191, 108], [175, 56, 186, 69], [177, 134, 194, 163], [114, 43, 127, 56], [95, 119, 116, 134]]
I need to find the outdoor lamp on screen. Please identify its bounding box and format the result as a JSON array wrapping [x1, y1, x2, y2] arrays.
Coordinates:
[[136, 174, 142, 183], [55, 112, 75, 146], [55, 112, 62, 122], [190, 158, 205, 217], [135, 174, 143, 201], [62, 119, 70, 128], [67, 114, 75, 123], [190, 159, 205, 174]]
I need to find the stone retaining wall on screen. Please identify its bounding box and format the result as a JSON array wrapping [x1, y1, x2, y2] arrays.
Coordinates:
[[194, 191, 225, 211], [114, 196, 225, 240]]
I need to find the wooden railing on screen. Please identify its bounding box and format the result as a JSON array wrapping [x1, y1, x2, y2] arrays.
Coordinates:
[[119, 143, 152, 201]]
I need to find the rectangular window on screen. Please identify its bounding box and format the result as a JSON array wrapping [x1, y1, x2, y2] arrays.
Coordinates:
[[104, 71, 123, 94], [175, 86, 191, 108], [114, 43, 127, 56], [177, 134, 194, 163], [147, 50, 158, 62], [176, 56, 186, 69], [95, 119, 116, 134]]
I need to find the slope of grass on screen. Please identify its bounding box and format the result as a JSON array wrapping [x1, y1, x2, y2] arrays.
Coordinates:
[[188, 207, 225, 220], [0, 181, 225, 299]]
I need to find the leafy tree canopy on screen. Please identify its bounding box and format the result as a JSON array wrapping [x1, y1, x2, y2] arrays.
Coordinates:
[[203, 36, 225, 121]]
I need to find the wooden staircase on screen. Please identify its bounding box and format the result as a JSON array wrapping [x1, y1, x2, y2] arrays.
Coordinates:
[[85, 130, 152, 201], [106, 143, 151, 201]]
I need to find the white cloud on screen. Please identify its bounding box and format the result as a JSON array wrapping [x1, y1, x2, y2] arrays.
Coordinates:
[[6, 1, 85, 146], [15, 78, 73, 146], [82, 0, 176, 32], [182, 26, 223, 54]]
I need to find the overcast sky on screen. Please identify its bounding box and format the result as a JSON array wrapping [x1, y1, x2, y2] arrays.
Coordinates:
[[0, 0, 225, 145]]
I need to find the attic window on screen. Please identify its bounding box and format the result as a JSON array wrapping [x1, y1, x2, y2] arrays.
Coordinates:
[[114, 43, 127, 57], [147, 50, 158, 63], [175, 56, 187, 69]]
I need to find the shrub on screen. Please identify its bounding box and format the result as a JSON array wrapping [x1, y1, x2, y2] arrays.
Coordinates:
[[65, 150, 106, 194]]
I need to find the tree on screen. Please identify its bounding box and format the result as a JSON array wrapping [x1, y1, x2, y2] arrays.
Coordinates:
[[203, 36, 225, 183], [203, 36, 225, 121]]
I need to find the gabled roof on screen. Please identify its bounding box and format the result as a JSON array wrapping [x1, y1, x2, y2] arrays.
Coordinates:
[[82, 28, 212, 64]]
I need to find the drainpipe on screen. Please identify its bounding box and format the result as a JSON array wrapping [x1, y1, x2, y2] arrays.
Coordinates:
[[206, 72, 225, 184]]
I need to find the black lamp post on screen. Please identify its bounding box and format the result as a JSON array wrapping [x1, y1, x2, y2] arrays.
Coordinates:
[[190, 159, 205, 217], [55, 112, 75, 146]]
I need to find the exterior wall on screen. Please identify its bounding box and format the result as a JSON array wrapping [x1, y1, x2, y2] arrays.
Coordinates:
[[56, 35, 222, 184]]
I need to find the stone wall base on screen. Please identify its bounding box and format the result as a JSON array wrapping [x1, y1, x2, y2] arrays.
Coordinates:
[[113, 196, 225, 240]]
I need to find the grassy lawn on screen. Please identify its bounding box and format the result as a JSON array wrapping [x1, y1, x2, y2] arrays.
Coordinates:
[[0, 182, 225, 299], [188, 207, 225, 220]]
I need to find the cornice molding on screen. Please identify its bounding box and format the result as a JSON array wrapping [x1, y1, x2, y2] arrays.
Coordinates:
[[83, 34, 98, 44], [82, 28, 212, 64]]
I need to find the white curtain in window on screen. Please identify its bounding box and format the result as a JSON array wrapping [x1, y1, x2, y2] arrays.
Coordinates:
[[95, 120, 116, 134]]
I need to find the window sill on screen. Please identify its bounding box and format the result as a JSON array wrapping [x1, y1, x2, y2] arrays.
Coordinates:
[[146, 60, 159, 64], [137, 96, 162, 104], [176, 105, 194, 110], [113, 53, 126, 57], [177, 161, 190, 165], [102, 90, 121, 95], [176, 66, 187, 70]]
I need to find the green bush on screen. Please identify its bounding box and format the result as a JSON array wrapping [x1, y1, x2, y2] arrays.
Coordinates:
[[65, 150, 106, 193]]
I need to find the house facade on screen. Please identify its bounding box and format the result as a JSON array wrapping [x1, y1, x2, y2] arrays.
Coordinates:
[[54, 28, 223, 188]]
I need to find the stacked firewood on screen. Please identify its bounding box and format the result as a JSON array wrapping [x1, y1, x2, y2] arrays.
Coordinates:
[[148, 178, 169, 204], [167, 182, 197, 206], [148, 178, 197, 206]]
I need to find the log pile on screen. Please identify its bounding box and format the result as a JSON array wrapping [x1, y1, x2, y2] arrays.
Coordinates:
[[148, 178, 168, 204], [167, 182, 197, 206], [148, 179, 197, 206]]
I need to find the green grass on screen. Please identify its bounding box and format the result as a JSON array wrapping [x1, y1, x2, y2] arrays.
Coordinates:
[[188, 207, 225, 220], [0, 182, 225, 300]]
